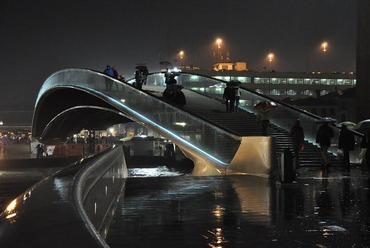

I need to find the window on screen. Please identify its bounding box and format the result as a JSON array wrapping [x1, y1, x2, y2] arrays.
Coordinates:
[[303, 90, 314, 96], [304, 78, 312, 85], [287, 89, 296, 96], [288, 78, 295, 84], [237, 77, 250, 83]]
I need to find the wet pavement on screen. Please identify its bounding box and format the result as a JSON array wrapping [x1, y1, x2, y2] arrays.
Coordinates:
[[1, 145, 370, 247], [0, 144, 79, 210], [106, 166, 370, 248]]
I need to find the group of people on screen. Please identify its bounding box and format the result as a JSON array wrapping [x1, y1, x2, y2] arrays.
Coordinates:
[[134, 65, 149, 90], [162, 73, 186, 108], [103, 64, 150, 91], [290, 119, 356, 173], [316, 122, 357, 173], [223, 81, 241, 112], [103, 65, 126, 90]]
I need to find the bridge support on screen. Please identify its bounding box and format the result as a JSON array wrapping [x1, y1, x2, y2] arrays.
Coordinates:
[[227, 136, 276, 178], [179, 136, 276, 178]]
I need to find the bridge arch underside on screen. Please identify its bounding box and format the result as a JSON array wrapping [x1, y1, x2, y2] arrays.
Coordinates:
[[32, 88, 133, 141]]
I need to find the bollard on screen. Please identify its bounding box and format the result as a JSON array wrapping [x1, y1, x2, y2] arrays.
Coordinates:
[[280, 148, 295, 183]]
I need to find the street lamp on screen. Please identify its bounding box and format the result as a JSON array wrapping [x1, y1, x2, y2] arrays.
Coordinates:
[[179, 50, 184, 60], [321, 41, 328, 53], [178, 50, 185, 66], [267, 53, 274, 71], [321, 41, 328, 71], [216, 38, 223, 62]]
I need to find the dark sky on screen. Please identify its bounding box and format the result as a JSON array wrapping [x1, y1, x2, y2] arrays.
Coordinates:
[[0, 0, 356, 110]]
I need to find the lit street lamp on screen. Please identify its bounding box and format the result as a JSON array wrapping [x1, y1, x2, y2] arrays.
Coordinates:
[[216, 38, 223, 62], [321, 41, 328, 53], [178, 50, 185, 66], [267, 53, 274, 71], [321, 41, 328, 71], [179, 50, 184, 60]]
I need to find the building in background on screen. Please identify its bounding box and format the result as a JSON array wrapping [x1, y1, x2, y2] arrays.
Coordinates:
[[190, 69, 356, 101], [285, 87, 356, 122]]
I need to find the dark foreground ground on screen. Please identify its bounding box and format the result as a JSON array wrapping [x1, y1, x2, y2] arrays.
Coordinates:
[[0, 144, 80, 210], [106, 166, 370, 248], [1, 144, 370, 247]]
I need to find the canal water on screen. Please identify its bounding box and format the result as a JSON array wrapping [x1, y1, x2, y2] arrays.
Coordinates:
[[106, 166, 370, 247]]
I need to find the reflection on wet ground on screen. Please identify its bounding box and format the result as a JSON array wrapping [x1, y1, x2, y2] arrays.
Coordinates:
[[107, 166, 370, 247], [128, 166, 185, 177]]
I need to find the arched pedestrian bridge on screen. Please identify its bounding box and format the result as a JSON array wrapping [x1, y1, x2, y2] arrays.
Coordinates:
[[32, 68, 276, 177], [32, 68, 363, 177]]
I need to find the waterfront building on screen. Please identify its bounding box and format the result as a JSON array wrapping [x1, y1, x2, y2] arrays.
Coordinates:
[[191, 68, 356, 101], [286, 87, 356, 123]]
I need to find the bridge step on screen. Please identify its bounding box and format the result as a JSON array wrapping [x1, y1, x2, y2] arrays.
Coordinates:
[[183, 90, 341, 168]]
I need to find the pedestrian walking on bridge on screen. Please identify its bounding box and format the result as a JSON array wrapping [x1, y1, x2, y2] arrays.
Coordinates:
[[290, 119, 305, 168], [316, 122, 334, 171]]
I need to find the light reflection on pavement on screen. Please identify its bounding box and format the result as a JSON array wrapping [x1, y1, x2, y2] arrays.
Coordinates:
[[107, 166, 370, 248]]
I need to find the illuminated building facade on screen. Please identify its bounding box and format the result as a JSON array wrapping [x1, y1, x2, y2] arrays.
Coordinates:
[[197, 70, 356, 100]]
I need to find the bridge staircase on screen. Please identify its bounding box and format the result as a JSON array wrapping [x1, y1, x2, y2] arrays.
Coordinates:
[[179, 89, 343, 168]]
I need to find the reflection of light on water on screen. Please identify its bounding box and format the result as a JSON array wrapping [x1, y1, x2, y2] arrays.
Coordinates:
[[128, 166, 184, 177], [307, 225, 347, 239], [5, 199, 17, 220], [231, 176, 272, 221], [322, 225, 347, 236], [204, 227, 228, 248], [212, 205, 225, 219]]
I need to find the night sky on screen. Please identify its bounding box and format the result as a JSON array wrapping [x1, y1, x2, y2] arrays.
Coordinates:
[[0, 0, 356, 110]]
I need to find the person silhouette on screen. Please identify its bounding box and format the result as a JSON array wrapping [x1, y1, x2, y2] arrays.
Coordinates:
[[316, 122, 334, 171], [290, 119, 305, 168], [338, 124, 355, 173], [103, 65, 114, 90]]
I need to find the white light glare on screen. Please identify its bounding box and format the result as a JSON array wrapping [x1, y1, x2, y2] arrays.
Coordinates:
[[175, 122, 186, 127]]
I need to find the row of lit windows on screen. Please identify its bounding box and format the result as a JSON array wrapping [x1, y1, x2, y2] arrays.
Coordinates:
[[255, 89, 329, 96], [205, 87, 329, 97], [214, 76, 356, 86]]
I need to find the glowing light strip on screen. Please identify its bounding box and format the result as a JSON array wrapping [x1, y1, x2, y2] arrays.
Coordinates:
[[111, 97, 228, 166], [77, 86, 228, 166]]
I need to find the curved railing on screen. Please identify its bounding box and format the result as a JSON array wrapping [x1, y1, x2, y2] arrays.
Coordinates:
[[0, 145, 127, 247], [34, 69, 241, 168]]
